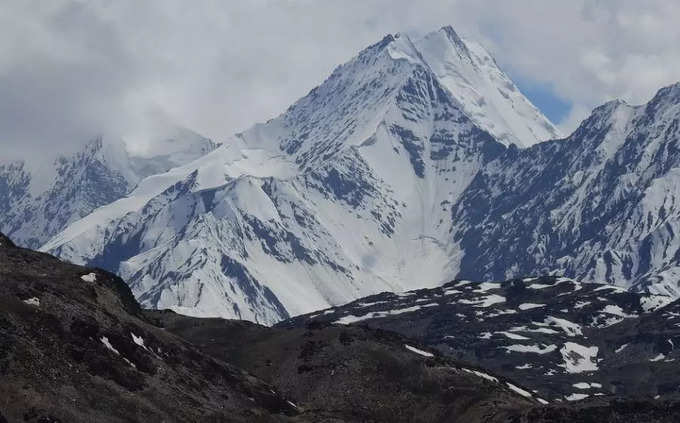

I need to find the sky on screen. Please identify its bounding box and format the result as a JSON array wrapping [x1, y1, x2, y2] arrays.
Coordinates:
[[1, 0, 680, 164]]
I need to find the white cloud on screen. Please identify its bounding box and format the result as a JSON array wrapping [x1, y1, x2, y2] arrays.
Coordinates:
[[0, 0, 679, 162]]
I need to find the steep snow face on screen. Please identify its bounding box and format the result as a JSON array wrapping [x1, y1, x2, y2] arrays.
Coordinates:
[[416, 26, 561, 147], [0, 130, 217, 249], [453, 82, 680, 295], [43, 30, 513, 324]]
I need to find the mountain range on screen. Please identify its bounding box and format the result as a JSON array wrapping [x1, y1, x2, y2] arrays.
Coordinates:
[[0, 25, 676, 327]]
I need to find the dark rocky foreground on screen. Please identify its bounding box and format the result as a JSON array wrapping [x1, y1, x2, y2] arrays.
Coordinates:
[[0, 233, 296, 422], [2, 233, 680, 422]]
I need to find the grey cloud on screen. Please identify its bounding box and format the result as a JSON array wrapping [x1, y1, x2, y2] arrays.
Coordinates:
[[0, 0, 679, 164]]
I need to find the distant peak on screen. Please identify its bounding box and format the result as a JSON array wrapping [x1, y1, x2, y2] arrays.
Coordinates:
[[440, 25, 461, 41], [367, 33, 396, 52], [438, 25, 470, 55], [649, 82, 680, 105], [587, 98, 629, 120]]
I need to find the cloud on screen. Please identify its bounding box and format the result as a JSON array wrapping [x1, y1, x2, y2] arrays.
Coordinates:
[[0, 0, 679, 164]]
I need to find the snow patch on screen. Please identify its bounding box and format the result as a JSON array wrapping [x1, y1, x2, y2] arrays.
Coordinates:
[[640, 295, 673, 312], [404, 344, 434, 357], [650, 353, 666, 362], [503, 344, 557, 354], [100, 336, 120, 355], [462, 368, 498, 383], [565, 393, 590, 401], [81, 273, 97, 283], [22, 297, 40, 307], [560, 342, 598, 373], [615, 344, 628, 354], [334, 304, 436, 325], [519, 303, 545, 311], [506, 382, 533, 398]]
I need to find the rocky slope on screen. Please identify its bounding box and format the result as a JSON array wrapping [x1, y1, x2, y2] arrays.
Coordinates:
[[0, 232, 550, 423], [0, 233, 298, 422], [283, 276, 680, 403]]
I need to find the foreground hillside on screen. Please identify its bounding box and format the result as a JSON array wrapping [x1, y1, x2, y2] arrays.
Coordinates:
[[0, 233, 543, 422], [7, 232, 680, 421], [0, 233, 296, 422]]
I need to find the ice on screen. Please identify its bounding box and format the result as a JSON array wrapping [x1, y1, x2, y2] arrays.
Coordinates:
[[131, 332, 148, 350], [601, 304, 636, 318], [527, 283, 552, 289], [334, 304, 434, 325], [498, 331, 530, 340], [458, 294, 506, 308]]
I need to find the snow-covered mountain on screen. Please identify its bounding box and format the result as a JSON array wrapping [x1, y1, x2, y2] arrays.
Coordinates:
[[42, 26, 558, 324], [44, 26, 680, 324], [0, 128, 217, 249], [452, 82, 680, 296]]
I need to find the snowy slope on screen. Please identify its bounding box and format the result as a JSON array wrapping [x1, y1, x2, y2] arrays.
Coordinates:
[[416, 26, 561, 147], [0, 129, 217, 249], [42, 27, 533, 324]]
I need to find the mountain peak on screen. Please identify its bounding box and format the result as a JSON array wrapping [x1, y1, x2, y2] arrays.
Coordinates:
[[439, 25, 470, 56], [648, 81, 680, 109], [416, 27, 561, 146]]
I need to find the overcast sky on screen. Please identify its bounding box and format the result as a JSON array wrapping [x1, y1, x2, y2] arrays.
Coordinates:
[[1, 0, 680, 163]]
